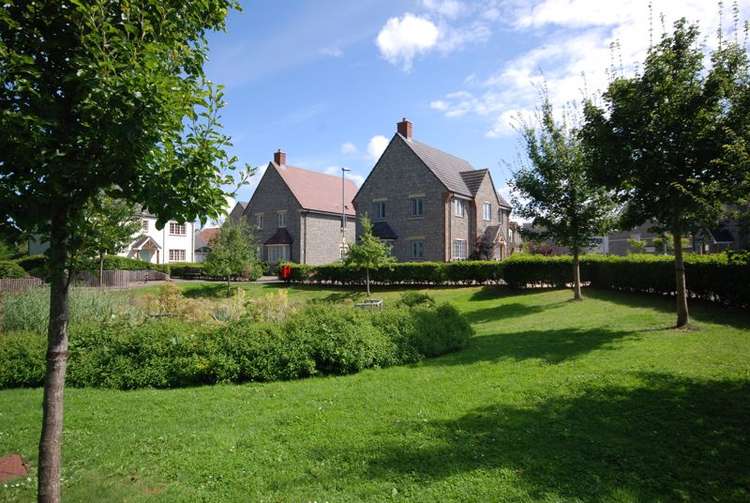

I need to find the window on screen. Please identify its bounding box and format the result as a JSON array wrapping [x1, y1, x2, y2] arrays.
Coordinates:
[[452, 239, 467, 259], [169, 222, 186, 236], [453, 199, 465, 218], [277, 211, 287, 228], [498, 209, 504, 226], [410, 197, 424, 217], [255, 213, 263, 229], [169, 249, 186, 262], [410, 240, 425, 259], [267, 244, 289, 263], [374, 201, 386, 220], [483, 202, 492, 221], [141, 219, 149, 232]]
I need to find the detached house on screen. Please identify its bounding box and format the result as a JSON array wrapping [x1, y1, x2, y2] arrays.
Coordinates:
[[243, 150, 357, 265], [354, 119, 512, 262]]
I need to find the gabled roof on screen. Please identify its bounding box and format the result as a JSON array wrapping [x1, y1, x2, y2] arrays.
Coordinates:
[[271, 162, 357, 216], [400, 134, 475, 196], [372, 221, 398, 240], [264, 228, 294, 245], [459, 169, 487, 195], [130, 234, 161, 250], [496, 190, 511, 209], [195, 227, 220, 248]]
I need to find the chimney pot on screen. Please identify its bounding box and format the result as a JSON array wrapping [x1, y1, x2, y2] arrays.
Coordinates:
[[397, 118, 413, 139], [274, 149, 286, 166]]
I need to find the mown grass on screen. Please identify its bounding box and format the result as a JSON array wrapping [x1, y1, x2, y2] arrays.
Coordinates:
[[1, 284, 749, 502]]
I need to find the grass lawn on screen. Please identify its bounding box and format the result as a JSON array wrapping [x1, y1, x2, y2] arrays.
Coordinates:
[[1, 285, 749, 502]]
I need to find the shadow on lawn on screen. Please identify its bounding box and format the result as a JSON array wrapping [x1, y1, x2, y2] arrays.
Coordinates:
[[346, 373, 750, 501]]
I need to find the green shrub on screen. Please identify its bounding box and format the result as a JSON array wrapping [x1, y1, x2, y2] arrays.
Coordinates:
[[15, 255, 47, 278], [1, 287, 144, 334], [396, 291, 436, 308], [0, 260, 27, 278], [0, 299, 473, 389]]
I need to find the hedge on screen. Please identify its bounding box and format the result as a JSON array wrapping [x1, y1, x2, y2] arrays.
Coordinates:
[[280, 253, 750, 307], [0, 299, 473, 389], [0, 260, 27, 278], [14, 254, 168, 279]]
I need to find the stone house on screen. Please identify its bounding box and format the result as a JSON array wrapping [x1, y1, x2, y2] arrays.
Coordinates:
[[242, 150, 357, 265], [353, 119, 512, 262]]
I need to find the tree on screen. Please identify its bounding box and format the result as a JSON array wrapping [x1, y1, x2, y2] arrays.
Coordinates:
[[511, 96, 614, 300], [582, 19, 750, 327], [0, 2, 245, 501], [204, 219, 257, 296], [345, 216, 395, 296], [77, 195, 142, 287]]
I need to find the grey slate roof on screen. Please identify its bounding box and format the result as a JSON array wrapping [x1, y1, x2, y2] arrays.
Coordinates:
[[400, 134, 475, 196], [496, 191, 511, 209], [459, 169, 488, 195], [264, 228, 294, 245], [372, 221, 398, 240]]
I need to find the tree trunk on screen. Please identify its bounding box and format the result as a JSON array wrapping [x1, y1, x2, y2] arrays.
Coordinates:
[[38, 221, 71, 503], [366, 268, 370, 297], [99, 253, 104, 289], [673, 230, 689, 328], [572, 248, 583, 300]]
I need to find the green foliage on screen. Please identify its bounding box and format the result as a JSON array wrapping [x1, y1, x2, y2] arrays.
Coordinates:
[[14, 254, 167, 280], [345, 216, 395, 294], [204, 219, 258, 283], [0, 259, 27, 278], [512, 95, 614, 254], [1, 287, 145, 334], [395, 291, 436, 308], [167, 262, 205, 279], [582, 19, 750, 238], [0, 300, 472, 389], [627, 238, 646, 254], [14, 255, 48, 278]]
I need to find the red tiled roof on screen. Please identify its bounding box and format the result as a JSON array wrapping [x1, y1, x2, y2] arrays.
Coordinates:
[[272, 162, 357, 216], [197, 227, 220, 247]]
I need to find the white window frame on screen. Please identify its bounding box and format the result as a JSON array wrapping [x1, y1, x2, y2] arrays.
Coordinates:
[[453, 199, 465, 218], [410, 197, 424, 217], [483, 202, 492, 221], [266, 244, 289, 263], [277, 211, 287, 228], [255, 213, 264, 229], [169, 249, 186, 262], [452, 239, 467, 260], [410, 239, 425, 259], [169, 222, 186, 236]]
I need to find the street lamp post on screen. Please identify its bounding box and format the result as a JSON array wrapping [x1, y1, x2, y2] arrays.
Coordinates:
[[341, 167, 350, 232]]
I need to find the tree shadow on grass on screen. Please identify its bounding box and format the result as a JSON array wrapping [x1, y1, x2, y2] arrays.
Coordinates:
[[330, 373, 750, 501], [462, 300, 567, 325], [428, 326, 638, 367]]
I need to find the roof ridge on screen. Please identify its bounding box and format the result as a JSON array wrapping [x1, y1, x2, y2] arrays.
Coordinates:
[[404, 135, 477, 170]]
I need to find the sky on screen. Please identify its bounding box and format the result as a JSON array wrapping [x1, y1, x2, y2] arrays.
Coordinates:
[[205, 0, 750, 216]]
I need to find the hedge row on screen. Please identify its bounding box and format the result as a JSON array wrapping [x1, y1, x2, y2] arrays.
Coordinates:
[[281, 253, 750, 307], [0, 300, 472, 389], [0, 260, 27, 278], [14, 254, 169, 279]]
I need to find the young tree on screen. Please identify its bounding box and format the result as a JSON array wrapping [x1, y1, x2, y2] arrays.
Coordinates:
[[204, 219, 257, 296], [511, 97, 614, 300], [582, 19, 750, 327], [345, 216, 395, 297], [77, 194, 142, 287], [0, 2, 245, 501]]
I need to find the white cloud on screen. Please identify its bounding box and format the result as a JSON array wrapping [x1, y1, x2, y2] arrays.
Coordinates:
[[376, 13, 440, 70], [367, 135, 389, 161], [323, 166, 366, 187], [430, 0, 750, 137], [421, 0, 466, 19], [320, 46, 343, 57], [340, 142, 358, 155]]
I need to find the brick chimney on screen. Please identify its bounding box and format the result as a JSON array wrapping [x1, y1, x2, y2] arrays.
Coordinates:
[[274, 149, 286, 166], [397, 118, 413, 139]]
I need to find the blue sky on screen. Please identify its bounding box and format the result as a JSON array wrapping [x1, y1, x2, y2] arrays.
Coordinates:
[[205, 0, 749, 212]]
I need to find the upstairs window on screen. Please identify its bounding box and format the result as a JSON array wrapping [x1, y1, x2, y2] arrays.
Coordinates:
[[483, 202, 492, 221], [277, 211, 287, 228], [141, 219, 149, 232], [374, 201, 386, 220], [169, 222, 186, 236], [411, 197, 424, 217], [453, 199, 465, 218], [255, 213, 264, 229]]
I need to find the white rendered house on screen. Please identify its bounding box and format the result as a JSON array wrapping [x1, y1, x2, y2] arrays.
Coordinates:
[[29, 213, 195, 264]]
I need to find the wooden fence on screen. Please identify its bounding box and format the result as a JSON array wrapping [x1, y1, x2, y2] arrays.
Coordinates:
[[0, 270, 169, 293], [0, 277, 44, 294]]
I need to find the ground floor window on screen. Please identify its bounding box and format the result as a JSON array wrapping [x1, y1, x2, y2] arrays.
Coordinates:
[[410, 240, 424, 259], [267, 244, 290, 263], [452, 239, 467, 260], [169, 249, 186, 262]]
